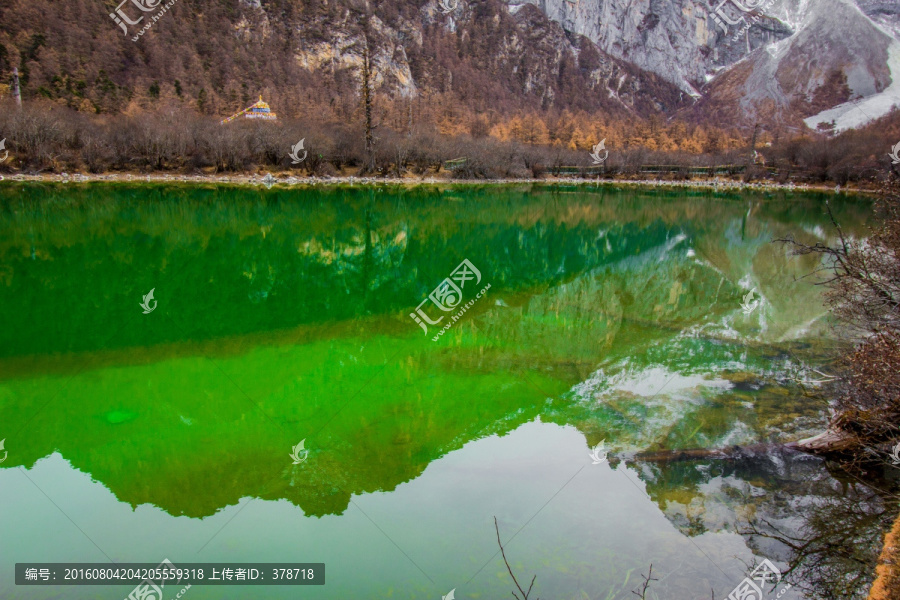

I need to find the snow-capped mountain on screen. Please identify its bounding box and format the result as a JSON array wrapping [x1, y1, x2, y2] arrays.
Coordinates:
[[701, 0, 900, 130], [507, 0, 900, 129]]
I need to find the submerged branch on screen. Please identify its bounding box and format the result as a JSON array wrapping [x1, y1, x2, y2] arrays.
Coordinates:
[[494, 516, 538, 600]]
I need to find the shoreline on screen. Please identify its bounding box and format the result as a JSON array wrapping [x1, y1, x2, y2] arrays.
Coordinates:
[[0, 171, 870, 194]]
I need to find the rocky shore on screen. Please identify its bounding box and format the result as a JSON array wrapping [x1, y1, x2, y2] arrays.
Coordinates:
[[0, 171, 866, 194]]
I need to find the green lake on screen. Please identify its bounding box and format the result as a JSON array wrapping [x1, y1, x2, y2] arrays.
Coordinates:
[[0, 182, 890, 599]]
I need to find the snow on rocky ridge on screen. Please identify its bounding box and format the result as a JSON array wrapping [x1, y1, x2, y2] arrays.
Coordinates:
[[509, 0, 900, 129]]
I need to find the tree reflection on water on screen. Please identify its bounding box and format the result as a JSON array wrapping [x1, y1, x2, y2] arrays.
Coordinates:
[[632, 447, 898, 599]]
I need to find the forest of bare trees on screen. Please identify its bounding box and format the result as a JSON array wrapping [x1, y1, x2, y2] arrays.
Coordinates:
[[1, 96, 899, 185]]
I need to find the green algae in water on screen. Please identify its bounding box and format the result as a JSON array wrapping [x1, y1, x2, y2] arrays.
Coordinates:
[[103, 410, 138, 424]]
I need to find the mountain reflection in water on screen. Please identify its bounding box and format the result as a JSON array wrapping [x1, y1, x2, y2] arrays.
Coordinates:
[[0, 183, 888, 599]]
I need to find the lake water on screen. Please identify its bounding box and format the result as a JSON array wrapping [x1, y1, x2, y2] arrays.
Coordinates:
[[0, 182, 889, 600]]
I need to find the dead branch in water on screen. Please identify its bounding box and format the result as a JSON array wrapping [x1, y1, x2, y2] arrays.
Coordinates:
[[632, 564, 657, 600], [494, 516, 538, 600]]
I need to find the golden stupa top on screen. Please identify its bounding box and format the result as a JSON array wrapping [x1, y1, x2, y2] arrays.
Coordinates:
[[221, 95, 277, 123]]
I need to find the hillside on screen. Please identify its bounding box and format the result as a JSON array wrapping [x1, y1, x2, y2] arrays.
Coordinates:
[[3, 0, 900, 135], [0, 0, 683, 123]]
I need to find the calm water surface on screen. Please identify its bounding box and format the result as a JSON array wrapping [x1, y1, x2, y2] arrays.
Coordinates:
[[0, 183, 889, 599]]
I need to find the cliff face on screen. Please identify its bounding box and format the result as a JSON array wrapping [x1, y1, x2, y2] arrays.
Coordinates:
[[503, 0, 793, 94], [506, 0, 900, 129]]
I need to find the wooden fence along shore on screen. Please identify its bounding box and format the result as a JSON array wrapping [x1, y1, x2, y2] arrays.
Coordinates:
[[441, 157, 792, 177]]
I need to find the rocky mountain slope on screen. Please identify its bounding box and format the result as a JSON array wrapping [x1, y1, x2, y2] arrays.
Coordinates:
[[503, 0, 793, 95], [510, 0, 900, 129], [856, 0, 900, 38], [0, 0, 897, 132], [696, 0, 900, 130]]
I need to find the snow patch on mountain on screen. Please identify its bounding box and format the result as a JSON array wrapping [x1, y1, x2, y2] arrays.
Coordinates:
[[509, 0, 899, 129], [696, 0, 898, 127], [804, 41, 900, 131]]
